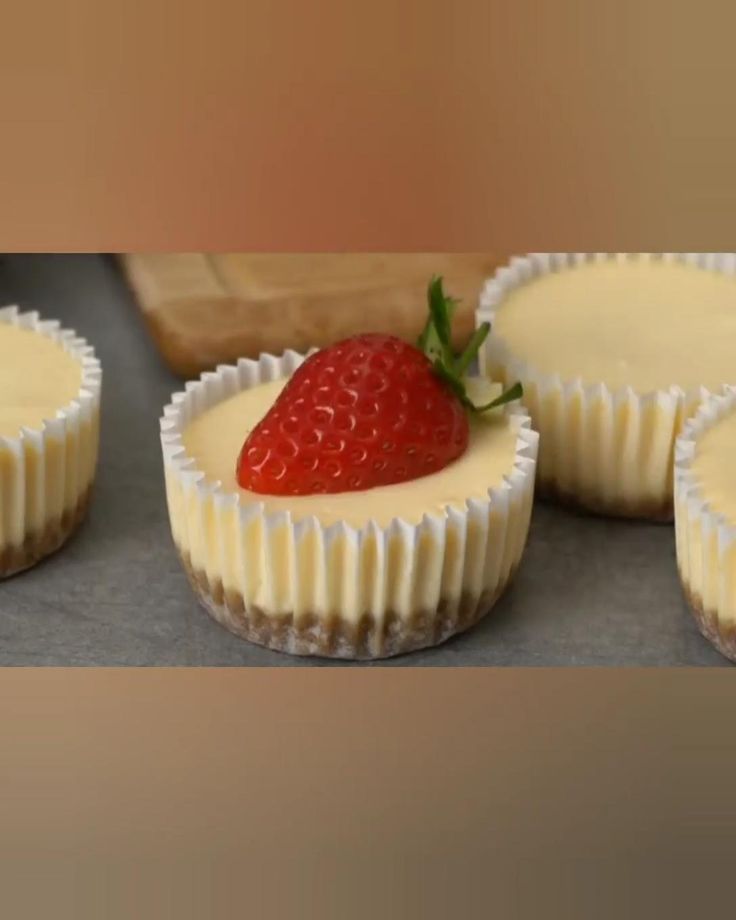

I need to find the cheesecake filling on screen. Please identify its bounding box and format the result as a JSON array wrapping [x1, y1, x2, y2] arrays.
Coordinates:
[[679, 410, 736, 625], [690, 414, 736, 523], [0, 325, 82, 437], [493, 256, 736, 393]]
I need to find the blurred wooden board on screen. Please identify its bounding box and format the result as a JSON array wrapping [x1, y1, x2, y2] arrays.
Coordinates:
[[120, 253, 505, 378]]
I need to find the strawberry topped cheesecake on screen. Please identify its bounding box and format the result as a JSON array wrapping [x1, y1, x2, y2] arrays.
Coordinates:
[[160, 279, 538, 658]]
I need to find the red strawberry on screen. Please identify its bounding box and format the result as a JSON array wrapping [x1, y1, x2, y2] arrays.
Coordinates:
[[236, 277, 522, 496]]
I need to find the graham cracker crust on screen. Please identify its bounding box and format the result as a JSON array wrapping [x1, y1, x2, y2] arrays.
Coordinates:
[[179, 550, 516, 660], [681, 578, 736, 664], [538, 479, 674, 523], [0, 486, 92, 579]]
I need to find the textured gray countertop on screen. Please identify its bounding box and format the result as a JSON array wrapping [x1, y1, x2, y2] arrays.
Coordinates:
[[0, 254, 727, 666]]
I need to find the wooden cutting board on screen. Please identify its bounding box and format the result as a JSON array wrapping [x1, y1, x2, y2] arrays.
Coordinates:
[[120, 253, 506, 378]]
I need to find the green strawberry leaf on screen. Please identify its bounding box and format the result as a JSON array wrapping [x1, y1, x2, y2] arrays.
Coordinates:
[[417, 276, 522, 415]]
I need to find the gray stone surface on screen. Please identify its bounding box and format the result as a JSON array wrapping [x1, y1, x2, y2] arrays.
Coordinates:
[[0, 254, 728, 666]]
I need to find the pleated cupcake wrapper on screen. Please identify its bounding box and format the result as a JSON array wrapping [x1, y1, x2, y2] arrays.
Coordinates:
[[476, 253, 736, 514], [0, 306, 102, 551], [674, 386, 736, 625], [160, 350, 539, 625]]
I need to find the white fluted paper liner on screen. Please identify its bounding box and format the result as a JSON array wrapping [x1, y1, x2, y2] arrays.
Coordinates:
[[674, 386, 736, 660], [160, 350, 539, 658], [476, 253, 736, 519], [0, 306, 102, 575]]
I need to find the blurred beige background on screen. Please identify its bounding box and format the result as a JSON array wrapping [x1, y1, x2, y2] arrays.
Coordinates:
[[3, 2, 736, 250], [1, 668, 734, 917]]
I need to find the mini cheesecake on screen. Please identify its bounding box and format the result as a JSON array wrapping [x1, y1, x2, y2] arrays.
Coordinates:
[[478, 253, 736, 520], [0, 307, 101, 577], [675, 388, 736, 662], [160, 352, 538, 659], [161, 280, 536, 659]]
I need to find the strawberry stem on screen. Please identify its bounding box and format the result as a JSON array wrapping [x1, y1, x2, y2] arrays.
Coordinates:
[[472, 380, 524, 412], [417, 276, 523, 414]]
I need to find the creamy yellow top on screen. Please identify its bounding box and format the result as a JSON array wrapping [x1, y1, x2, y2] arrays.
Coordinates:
[[691, 412, 736, 524], [182, 379, 519, 527], [494, 257, 736, 392], [0, 324, 82, 438]]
